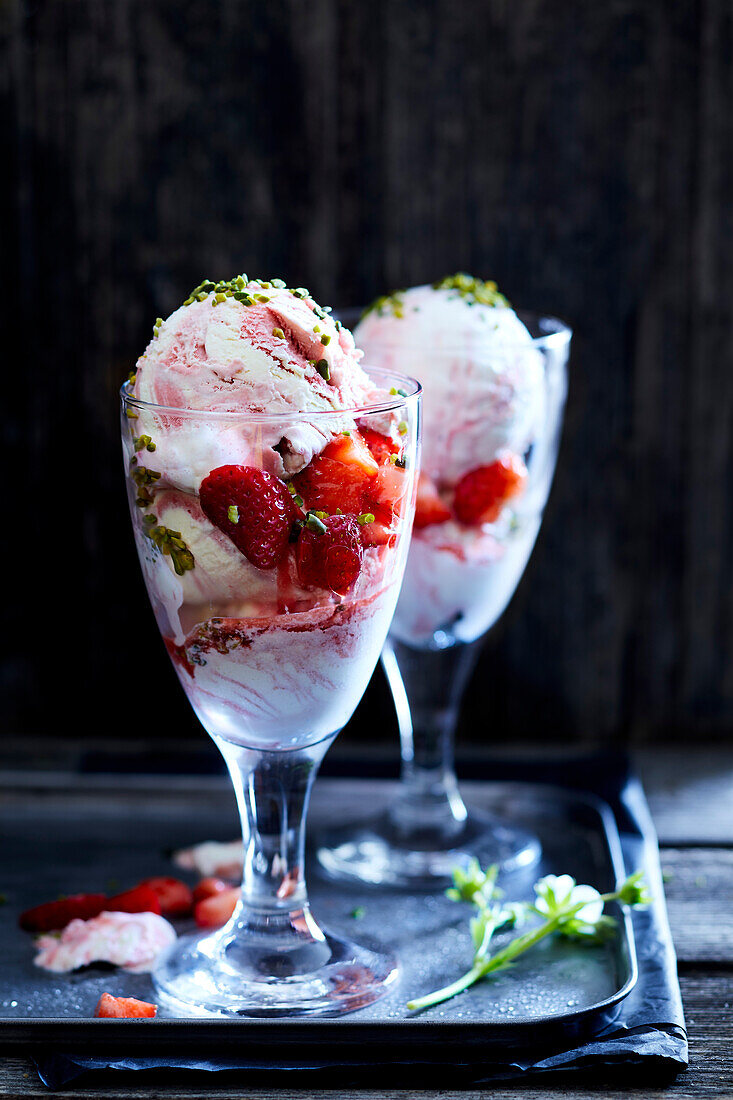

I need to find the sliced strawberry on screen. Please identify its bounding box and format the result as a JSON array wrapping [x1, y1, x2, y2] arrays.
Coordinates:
[[194, 886, 240, 928], [192, 877, 233, 904], [137, 877, 193, 917], [367, 461, 408, 525], [296, 515, 364, 594], [292, 431, 378, 514], [414, 474, 451, 529], [453, 453, 528, 526], [19, 893, 108, 933], [200, 465, 294, 570], [95, 993, 157, 1019], [106, 885, 162, 916], [361, 427, 400, 465], [359, 519, 396, 549]]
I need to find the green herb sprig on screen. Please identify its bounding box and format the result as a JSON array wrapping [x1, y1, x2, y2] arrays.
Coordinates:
[[406, 865, 650, 1013]]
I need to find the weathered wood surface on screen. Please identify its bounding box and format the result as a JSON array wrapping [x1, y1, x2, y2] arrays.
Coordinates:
[[2, 1, 733, 748]]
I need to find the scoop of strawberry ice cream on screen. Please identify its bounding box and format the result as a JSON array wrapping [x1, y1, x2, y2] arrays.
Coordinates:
[[33, 911, 176, 974], [128, 278, 380, 494], [354, 278, 544, 483]]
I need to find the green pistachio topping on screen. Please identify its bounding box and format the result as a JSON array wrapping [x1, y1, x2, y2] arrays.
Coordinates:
[[361, 290, 406, 320], [358, 513, 375, 525], [125, 409, 139, 419], [272, 327, 285, 340], [315, 358, 330, 381], [142, 515, 195, 576], [398, 421, 408, 435], [431, 272, 510, 308], [320, 333, 331, 346], [305, 512, 328, 535], [228, 505, 239, 524]]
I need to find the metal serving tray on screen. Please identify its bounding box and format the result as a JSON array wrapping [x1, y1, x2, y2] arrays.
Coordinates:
[[0, 777, 636, 1058]]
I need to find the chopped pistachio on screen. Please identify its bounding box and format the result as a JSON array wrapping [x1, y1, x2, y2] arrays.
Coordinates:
[[398, 421, 408, 435], [272, 327, 285, 340], [228, 505, 239, 524], [315, 359, 330, 381], [320, 333, 331, 346], [431, 272, 510, 308], [358, 513, 375, 525], [305, 512, 328, 535]]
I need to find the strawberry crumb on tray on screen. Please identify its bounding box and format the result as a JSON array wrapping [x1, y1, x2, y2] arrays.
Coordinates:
[[95, 993, 157, 1018]]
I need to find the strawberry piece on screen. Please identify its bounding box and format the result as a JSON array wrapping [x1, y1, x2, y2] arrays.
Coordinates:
[[453, 453, 528, 526], [361, 427, 400, 465], [292, 431, 378, 514], [414, 474, 451, 529], [19, 893, 108, 933], [367, 461, 408, 525], [359, 519, 396, 549], [200, 465, 293, 570], [137, 877, 193, 917], [194, 886, 240, 928], [106, 885, 162, 916], [296, 515, 364, 594], [95, 993, 157, 1019], [192, 877, 232, 904]]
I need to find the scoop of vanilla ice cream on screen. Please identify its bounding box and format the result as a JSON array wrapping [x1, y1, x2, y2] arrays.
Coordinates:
[[355, 282, 545, 483], [153, 489, 278, 610], [130, 280, 377, 492]]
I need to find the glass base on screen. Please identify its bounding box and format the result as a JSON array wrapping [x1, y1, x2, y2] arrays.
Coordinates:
[[153, 924, 398, 1018], [315, 807, 541, 888]]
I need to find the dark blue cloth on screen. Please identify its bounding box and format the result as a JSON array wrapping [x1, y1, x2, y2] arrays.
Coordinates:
[[35, 753, 687, 1088]]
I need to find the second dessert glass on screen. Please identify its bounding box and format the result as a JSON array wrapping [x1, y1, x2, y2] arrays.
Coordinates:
[[317, 312, 571, 887], [121, 367, 420, 1016]]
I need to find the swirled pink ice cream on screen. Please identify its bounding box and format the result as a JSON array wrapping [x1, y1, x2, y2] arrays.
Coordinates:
[[34, 911, 176, 974], [123, 276, 417, 748], [355, 275, 558, 647]]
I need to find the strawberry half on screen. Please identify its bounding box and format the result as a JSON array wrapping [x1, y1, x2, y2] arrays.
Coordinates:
[[95, 993, 157, 1019], [292, 431, 378, 515], [137, 877, 193, 917], [105, 885, 162, 916], [296, 515, 364, 595], [453, 453, 528, 526], [194, 886, 240, 928], [414, 474, 451, 529], [192, 877, 233, 904], [19, 893, 108, 933], [200, 465, 294, 570]]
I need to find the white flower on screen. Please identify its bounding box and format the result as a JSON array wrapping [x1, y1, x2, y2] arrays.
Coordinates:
[[534, 874, 604, 926]]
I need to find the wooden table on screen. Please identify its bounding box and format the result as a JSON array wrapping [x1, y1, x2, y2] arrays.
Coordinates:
[[1, 747, 731, 1099]]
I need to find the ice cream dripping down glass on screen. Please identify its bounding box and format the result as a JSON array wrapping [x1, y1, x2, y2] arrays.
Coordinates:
[[121, 366, 421, 1017], [317, 287, 570, 888]]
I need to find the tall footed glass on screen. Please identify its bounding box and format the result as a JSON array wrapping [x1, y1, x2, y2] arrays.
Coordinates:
[[317, 313, 570, 887], [121, 367, 420, 1016]]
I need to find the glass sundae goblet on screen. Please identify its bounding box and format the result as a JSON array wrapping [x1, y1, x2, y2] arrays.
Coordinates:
[[317, 313, 570, 887], [121, 368, 420, 1016]]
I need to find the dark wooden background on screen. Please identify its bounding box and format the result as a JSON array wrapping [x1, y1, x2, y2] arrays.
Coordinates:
[[3, 0, 732, 754]]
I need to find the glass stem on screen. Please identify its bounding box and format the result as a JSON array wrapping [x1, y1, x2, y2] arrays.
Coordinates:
[[212, 733, 335, 976], [382, 638, 482, 843]]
